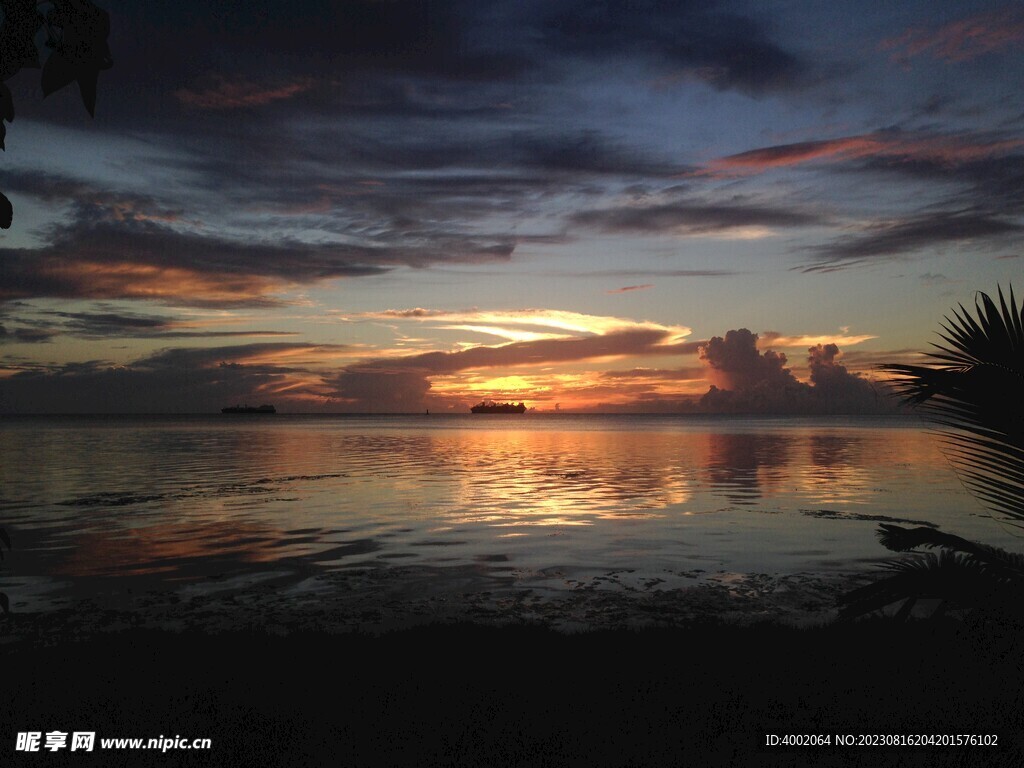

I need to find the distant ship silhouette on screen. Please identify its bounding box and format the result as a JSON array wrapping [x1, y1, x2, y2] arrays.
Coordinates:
[[470, 400, 526, 414], [221, 404, 276, 414]]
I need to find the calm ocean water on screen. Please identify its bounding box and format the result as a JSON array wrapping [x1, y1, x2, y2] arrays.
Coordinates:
[[2, 413, 1022, 611]]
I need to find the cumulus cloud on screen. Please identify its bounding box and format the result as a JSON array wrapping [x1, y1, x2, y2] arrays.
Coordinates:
[[696, 330, 892, 414], [806, 343, 888, 412], [699, 329, 797, 392]]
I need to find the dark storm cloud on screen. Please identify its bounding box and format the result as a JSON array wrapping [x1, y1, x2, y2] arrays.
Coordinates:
[[572, 200, 823, 235], [541, 0, 807, 93], [697, 330, 892, 414], [801, 212, 1023, 272]]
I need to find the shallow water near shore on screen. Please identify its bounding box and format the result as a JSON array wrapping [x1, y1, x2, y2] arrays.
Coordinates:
[[2, 413, 1021, 622]]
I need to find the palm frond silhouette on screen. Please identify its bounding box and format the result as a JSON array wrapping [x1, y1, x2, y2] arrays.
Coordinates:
[[838, 286, 1024, 622], [881, 286, 1024, 523]]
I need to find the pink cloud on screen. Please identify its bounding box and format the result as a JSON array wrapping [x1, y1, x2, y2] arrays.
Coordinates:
[[176, 75, 315, 109], [710, 131, 1023, 175], [880, 8, 1024, 64]]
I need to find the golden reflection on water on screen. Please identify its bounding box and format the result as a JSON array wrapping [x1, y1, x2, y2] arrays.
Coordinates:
[[441, 429, 692, 528], [0, 415, 998, 591]]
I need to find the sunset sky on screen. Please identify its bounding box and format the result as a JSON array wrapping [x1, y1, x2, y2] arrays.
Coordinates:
[[1, 1, 1022, 413]]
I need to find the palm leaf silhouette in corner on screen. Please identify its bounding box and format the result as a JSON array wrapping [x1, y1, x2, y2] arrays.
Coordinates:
[[838, 286, 1024, 622]]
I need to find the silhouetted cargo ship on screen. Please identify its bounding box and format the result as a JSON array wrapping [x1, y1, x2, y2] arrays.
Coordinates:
[[470, 401, 526, 414], [221, 404, 276, 414]]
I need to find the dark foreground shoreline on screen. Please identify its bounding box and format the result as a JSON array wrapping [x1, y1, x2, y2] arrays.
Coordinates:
[[3, 617, 1023, 767]]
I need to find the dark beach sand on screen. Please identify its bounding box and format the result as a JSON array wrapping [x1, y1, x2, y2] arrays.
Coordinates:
[[3, 568, 1023, 767]]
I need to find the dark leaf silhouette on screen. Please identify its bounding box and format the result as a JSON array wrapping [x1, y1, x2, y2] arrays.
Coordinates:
[[0, 593, 8, 614], [41, 50, 78, 98], [0, 192, 12, 229], [839, 285, 1024, 623], [881, 286, 1024, 524], [0, 0, 43, 79], [837, 549, 994, 621], [0, 80, 13, 120], [840, 523, 1024, 617], [0, 0, 112, 227], [41, 0, 112, 116]]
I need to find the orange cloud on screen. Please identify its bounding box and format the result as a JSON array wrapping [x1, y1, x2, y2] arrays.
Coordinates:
[[328, 310, 703, 412], [347, 308, 692, 345], [757, 331, 877, 348], [710, 132, 1024, 175], [880, 8, 1024, 63], [26, 260, 287, 306], [429, 368, 708, 412], [437, 325, 571, 343]]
